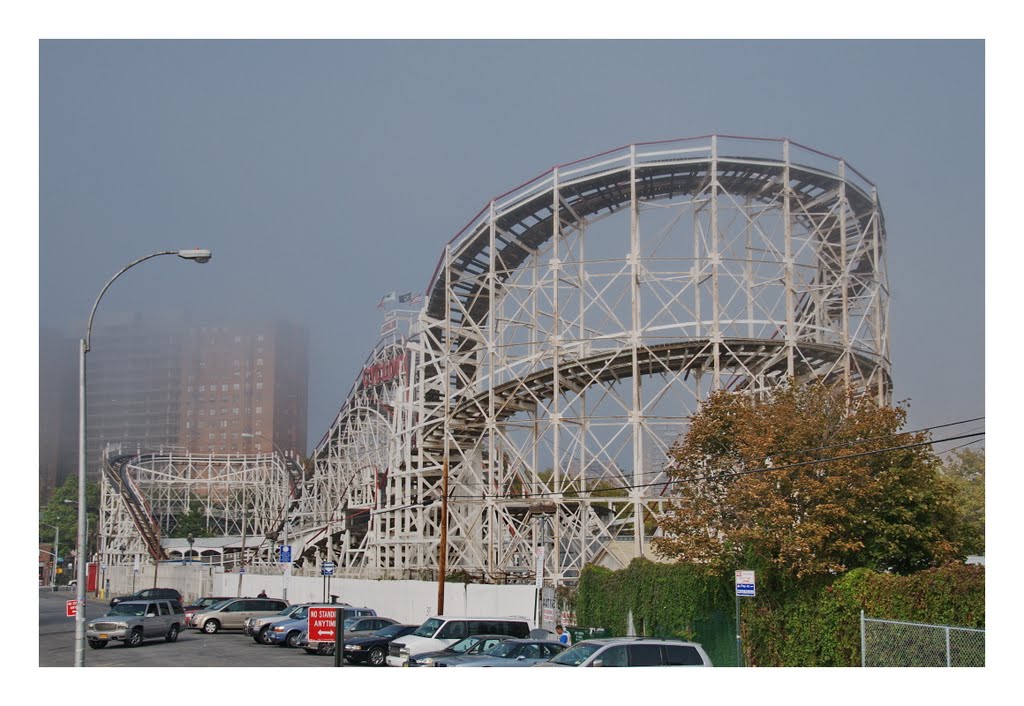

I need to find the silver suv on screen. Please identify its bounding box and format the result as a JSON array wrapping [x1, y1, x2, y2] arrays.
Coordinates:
[[191, 597, 289, 634], [86, 599, 185, 648], [538, 637, 713, 667]]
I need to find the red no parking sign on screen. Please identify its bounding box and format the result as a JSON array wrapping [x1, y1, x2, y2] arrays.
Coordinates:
[[66, 600, 78, 617], [308, 607, 338, 642]]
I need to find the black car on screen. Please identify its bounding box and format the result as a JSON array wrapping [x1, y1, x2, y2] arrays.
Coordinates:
[[342, 624, 419, 666], [110, 587, 183, 607]]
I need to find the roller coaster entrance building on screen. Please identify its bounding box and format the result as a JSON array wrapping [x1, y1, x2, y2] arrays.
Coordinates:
[[100, 136, 891, 586]]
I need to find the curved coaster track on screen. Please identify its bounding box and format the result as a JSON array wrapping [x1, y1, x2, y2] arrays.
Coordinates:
[[101, 136, 890, 585]]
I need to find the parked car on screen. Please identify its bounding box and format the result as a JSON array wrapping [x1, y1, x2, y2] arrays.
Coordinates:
[[263, 606, 387, 648], [386, 616, 532, 666], [537, 637, 713, 667], [342, 616, 399, 638], [109, 587, 182, 608], [86, 599, 185, 648], [246, 603, 321, 643], [190, 597, 289, 634], [343, 624, 419, 666], [406, 634, 515, 667], [302, 606, 378, 654], [183, 596, 231, 627], [435, 638, 565, 667]]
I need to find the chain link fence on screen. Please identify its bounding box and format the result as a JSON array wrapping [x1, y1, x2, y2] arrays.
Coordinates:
[[860, 611, 984, 667]]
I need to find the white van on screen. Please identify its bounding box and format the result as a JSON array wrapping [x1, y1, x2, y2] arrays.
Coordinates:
[[385, 616, 532, 666]]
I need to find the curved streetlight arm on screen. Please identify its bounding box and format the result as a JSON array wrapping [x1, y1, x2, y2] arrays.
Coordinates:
[[85, 250, 210, 352]]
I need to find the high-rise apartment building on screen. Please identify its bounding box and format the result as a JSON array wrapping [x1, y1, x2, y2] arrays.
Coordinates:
[[43, 314, 309, 482], [39, 328, 78, 499], [180, 321, 308, 456]]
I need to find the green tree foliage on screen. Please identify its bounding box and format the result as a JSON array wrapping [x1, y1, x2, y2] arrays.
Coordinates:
[[938, 448, 984, 554], [653, 383, 967, 585], [39, 474, 99, 555], [172, 499, 216, 539]]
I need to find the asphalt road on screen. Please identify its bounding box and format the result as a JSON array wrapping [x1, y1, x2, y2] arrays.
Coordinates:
[[38, 588, 369, 668]]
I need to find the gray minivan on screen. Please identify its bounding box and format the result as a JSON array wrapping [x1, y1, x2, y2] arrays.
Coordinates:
[[191, 597, 289, 633]]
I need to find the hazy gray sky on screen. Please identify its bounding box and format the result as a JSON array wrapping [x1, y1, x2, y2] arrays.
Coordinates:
[[39, 39, 984, 453]]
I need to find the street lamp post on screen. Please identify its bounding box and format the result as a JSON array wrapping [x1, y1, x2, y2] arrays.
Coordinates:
[[187, 533, 195, 564], [74, 248, 211, 668]]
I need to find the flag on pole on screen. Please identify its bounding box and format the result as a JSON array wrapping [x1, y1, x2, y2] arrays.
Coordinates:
[[376, 291, 396, 310]]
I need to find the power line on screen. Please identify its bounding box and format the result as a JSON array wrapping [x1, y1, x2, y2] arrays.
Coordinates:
[[445, 430, 985, 501], [431, 415, 985, 493]]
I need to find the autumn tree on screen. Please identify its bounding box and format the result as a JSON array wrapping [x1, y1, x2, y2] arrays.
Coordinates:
[[939, 447, 985, 555], [652, 383, 967, 586]]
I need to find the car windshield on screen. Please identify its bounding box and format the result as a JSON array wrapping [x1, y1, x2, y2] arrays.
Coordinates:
[[446, 636, 479, 653], [108, 603, 147, 617], [412, 618, 444, 638], [549, 642, 602, 665], [483, 641, 521, 658], [374, 624, 406, 638], [290, 607, 309, 619]]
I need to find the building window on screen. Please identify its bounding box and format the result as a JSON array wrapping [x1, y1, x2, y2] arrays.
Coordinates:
[[232, 407, 239, 415], [199, 385, 205, 392], [233, 384, 240, 391], [256, 382, 263, 390], [255, 406, 262, 414], [256, 358, 264, 367]]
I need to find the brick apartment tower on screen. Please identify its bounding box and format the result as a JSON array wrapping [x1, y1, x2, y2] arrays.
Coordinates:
[[180, 321, 308, 457], [72, 315, 309, 480]]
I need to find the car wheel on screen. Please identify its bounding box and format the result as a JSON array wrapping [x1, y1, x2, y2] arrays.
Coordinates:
[[257, 625, 272, 644], [126, 628, 144, 648], [88, 639, 107, 649], [202, 620, 220, 634], [286, 631, 302, 648], [369, 647, 386, 666], [166, 624, 179, 642]]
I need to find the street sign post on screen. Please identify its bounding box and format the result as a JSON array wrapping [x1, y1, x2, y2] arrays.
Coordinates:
[[734, 569, 756, 667], [308, 607, 337, 642], [735, 570, 756, 597], [321, 561, 335, 602]]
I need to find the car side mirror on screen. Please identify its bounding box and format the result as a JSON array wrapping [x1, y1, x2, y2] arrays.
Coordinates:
[[591, 658, 604, 667]]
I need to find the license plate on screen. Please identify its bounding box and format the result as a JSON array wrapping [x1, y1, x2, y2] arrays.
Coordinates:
[[99, 633, 109, 639]]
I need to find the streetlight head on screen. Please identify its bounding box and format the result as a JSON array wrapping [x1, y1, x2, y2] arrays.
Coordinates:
[[178, 249, 212, 263]]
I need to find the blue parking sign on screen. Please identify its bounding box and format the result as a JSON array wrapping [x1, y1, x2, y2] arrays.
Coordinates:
[[321, 561, 335, 576], [280, 545, 292, 563]]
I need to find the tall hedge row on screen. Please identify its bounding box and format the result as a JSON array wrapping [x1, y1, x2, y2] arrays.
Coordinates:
[[573, 560, 984, 667]]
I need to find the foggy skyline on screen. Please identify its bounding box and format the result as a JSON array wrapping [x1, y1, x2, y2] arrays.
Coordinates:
[[39, 40, 984, 457]]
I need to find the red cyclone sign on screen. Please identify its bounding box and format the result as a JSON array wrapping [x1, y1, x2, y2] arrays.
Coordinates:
[[361, 353, 405, 389]]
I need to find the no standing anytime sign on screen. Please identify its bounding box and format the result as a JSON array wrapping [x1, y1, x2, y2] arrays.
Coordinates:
[[308, 607, 339, 642]]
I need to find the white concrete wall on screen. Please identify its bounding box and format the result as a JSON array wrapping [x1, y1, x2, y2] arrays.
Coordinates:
[[101, 564, 538, 628]]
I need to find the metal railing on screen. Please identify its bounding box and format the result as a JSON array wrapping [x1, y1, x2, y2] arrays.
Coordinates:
[[860, 611, 984, 667]]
